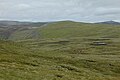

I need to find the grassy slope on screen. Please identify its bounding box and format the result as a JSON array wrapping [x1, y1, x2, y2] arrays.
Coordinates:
[[9, 28, 40, 41], [0, 40, 120, 80], [0, 21, 120, 80], [40, 21, 120, 39], [3, 21, 120, 41], [0, 22, 47, 40]]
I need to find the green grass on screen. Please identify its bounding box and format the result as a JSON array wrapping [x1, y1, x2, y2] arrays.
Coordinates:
[[0, 39, 120, 80], [1, 21, 120, 41], [9, 28, 40, 41], [40, 21, 120, 39], [0, 21, 120, 80]]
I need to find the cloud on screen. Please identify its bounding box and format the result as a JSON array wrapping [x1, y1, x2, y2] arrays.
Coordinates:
[[17, 4, 31, 9], [95, 8, 120, 16], [0, 0, 120, 22]]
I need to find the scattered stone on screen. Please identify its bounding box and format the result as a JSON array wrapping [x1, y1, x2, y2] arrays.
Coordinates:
[[91, 41, 107, 46]]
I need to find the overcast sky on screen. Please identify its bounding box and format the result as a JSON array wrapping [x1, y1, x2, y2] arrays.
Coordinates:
[[0, 0, 120, 22]]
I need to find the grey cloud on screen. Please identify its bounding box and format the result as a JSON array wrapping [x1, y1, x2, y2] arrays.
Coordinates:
[[0, 0, 120, 22]]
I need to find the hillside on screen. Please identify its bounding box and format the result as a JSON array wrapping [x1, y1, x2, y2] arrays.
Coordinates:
[[0, 21, 120, 80], [0, 21, 48, 40], [97, 21, 120, 25], [0, 20, 47, 27], [40, 21, 120, 39], [1, 21, 120, 41]]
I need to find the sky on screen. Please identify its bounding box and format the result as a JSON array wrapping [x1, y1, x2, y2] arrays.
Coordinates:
[[0, 0, 120, 22]]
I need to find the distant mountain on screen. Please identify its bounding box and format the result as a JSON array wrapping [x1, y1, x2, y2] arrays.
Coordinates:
[[0, 20, 48, 27], [0, 20, 48, 40], [1, 20, 120, 40], [97, 21, 120, 25]]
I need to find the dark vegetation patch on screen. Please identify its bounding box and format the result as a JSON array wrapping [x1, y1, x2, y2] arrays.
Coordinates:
[[39, 40, 70, 45], [84, 38, 111, 41], [55, 74, 64, 78]]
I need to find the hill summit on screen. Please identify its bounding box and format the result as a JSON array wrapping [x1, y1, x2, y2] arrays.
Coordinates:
[[97, 20, 120, 25]]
